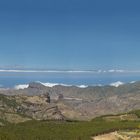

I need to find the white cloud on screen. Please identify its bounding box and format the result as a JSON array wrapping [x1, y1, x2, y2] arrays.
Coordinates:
[[130, 81, 136, 84], [77, 85, 88, 88], [31, 81, 89, 88], [14, 84, 29, 90], [37, 82, 66, 87], [0, 69, 95, 73], [108, 69, 125, 73], [110, 81, 124, 87], [0, 69, 140, 74]]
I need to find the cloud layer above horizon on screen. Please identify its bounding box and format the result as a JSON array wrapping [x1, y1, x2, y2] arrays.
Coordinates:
[[0, 69, 140, 74]]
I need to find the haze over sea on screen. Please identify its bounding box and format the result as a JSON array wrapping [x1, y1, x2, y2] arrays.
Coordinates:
[[0, 70, 140, 88], [1, 1, 140, 90]]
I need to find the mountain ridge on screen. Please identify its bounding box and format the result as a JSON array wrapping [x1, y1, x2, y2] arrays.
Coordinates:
[[0, 81, 140, 121]]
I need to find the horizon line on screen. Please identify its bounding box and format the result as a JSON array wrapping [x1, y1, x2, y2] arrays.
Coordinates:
[[0, 69, 140, 73]]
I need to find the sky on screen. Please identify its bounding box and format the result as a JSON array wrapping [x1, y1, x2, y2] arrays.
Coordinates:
[[0, 0, 140, 70]]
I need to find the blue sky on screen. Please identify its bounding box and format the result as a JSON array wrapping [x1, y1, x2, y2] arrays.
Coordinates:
[[0, 0, 140, 70]]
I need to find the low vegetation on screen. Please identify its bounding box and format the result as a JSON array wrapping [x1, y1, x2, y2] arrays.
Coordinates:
[[0, 111, 139, 140]]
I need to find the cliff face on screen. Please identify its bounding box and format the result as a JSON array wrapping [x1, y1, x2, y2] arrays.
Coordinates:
[[14, 93, 65, 121], [0, 89, 65, 124]]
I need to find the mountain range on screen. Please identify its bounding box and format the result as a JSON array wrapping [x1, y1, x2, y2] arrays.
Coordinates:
[[0, 81, 140, 123]]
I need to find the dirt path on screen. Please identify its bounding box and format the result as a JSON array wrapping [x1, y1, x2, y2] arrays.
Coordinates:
[[92, 132, 119, 140], [92, 131, 140, 140]]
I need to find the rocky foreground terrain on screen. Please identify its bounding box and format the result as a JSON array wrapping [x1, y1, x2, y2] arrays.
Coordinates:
[[0, 81, 140, 123]]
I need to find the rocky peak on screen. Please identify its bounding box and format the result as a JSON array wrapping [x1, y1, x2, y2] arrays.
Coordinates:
[[28, 82, 46, 90]]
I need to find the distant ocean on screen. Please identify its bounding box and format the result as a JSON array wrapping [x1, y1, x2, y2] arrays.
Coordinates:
[[0, 71, 140, 88]]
